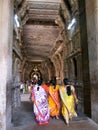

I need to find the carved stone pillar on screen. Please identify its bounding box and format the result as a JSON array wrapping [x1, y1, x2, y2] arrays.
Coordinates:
[[0, 0, 13, 130], [78, 0, 91, 117], [86, 0, 98, 124]]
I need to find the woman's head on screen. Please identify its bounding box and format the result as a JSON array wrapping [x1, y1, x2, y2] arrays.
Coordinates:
[[37, 79, 43, 86], [63, 78, 69, 85], [50, 79, 56, 86]]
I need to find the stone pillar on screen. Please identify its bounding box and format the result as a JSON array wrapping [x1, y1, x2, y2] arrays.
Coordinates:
[[86, 0, 98, 124], [78, 0, 91, 117], [0, 0, 13, 130]]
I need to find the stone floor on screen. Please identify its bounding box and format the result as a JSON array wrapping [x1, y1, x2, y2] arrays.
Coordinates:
[[13, 94, 98, 130]]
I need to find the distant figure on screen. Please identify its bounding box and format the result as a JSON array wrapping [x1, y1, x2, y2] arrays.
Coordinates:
[[20, 82, 24, 93], [59, 78, 78, 126], [29, 78, 37, 100], [23, 82, 26, 94], [31, 79, 49, 125], [48, 79, 60, 119]]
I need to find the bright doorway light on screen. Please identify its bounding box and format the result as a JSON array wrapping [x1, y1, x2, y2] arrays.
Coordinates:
[[67, 18, 76, 30], [14, 14, 20, 27]]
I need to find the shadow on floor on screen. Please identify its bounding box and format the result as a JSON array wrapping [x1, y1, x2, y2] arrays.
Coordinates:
[[13, 94, 98, 130], [13, 94, 87, 127]]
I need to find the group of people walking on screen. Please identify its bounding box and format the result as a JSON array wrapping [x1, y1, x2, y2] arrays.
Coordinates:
[[29, 77, 79, 126]]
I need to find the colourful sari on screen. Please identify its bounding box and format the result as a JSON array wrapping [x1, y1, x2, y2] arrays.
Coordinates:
[[59, 85, 77, 124], [48, 85, 60, 117], [32, 84, 50, 125]]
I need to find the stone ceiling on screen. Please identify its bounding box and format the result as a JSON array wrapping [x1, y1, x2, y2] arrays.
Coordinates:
[[22, 0, 61, 63], [23, 25, 61, 62], [27, 0, 61, 22]]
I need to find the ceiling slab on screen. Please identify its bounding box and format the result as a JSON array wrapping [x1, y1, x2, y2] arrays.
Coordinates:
[[23, 24, 60, 61], [26, 0, 61, 22], [27, 0, 61, 3]]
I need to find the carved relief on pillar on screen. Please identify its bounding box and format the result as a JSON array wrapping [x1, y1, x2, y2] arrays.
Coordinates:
[[57, 52, 65, 82], [44, 61, 52, 81], [14, 0, 29, 42], [17, 0, 29, 25], [50, 55, 61, 84], [12, 57, 21, 113], [45, 59, 56, 80], [49, 32, 65, 84], [17, 0, 29, 17], [13, 58, 21, 83], [55, 15, 64, 29], [68, 0, 79, 12], [14, 0, 23, 6]]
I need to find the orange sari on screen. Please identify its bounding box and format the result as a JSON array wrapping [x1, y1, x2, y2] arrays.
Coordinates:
[[48, 85, 60, 117]]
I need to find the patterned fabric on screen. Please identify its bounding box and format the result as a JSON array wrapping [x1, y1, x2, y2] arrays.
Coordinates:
[[48, 85, 60, 117], [32, 84, 50, 125]]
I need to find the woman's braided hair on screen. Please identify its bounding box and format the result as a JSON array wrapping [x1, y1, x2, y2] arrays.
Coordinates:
[[63, 78, 71, 96]]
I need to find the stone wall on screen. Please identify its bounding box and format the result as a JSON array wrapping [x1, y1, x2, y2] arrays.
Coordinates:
[[0, 0, 13, 130]]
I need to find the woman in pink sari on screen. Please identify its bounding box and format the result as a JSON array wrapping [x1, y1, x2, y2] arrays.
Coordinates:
[[32, 79, 50, 125]]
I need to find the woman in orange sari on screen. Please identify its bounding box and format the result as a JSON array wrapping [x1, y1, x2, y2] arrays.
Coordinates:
[[48, 79, 60, 119]]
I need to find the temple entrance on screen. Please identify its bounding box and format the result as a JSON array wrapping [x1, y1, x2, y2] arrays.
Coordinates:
[[30, 66, 42, 81]]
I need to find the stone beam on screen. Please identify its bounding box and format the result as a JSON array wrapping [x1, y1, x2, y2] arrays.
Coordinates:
[[23, 44, 52, 47], [28, 14, 59, 21], [26, 20, 56, 25], [29, 9, 59, 15], [25, 56, 45, 62], [24, 49, 50, 55], [28, 1, 60, 10], [27, 0, 61, 2]]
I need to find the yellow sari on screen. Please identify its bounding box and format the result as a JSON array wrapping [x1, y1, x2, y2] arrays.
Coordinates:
[[48, 85, 60, 117], [59, 85, 77, 124]]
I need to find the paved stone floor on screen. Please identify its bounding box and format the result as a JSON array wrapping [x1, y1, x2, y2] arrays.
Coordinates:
[[13, 94, 98, 130]]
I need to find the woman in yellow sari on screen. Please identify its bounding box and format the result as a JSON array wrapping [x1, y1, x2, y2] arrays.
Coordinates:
[[59, 78, 78, 126], [48, 79, 60, 119]]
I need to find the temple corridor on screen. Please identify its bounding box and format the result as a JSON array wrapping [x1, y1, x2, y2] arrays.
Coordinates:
[[0, 0, 98, 130], [13, 94, 98, 130]]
